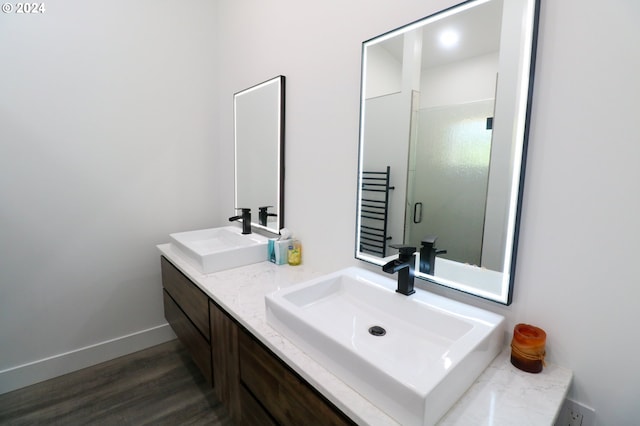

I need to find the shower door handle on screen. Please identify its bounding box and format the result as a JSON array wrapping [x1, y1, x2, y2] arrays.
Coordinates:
[[413, 202, 423, 224]]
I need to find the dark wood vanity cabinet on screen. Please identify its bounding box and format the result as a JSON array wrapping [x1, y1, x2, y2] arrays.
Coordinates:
[[237, 329, 354, 426], [161, 256, 353, 425], [161, 257, 212, 385]]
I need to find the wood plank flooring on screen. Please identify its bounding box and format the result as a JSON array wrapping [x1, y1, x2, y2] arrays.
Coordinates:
[[0, 340, 234, 425]]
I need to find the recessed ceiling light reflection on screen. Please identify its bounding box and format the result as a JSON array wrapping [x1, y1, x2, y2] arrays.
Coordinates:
[[439, 29, 460, 48]]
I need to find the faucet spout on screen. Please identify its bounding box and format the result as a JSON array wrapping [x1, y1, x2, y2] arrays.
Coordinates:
[[382, 244, 417, 296], [382, 258, 408, 274]]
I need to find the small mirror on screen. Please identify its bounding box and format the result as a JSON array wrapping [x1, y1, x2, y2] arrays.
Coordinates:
[[234, 76, 285, 234], [355, 0, 539, 304]]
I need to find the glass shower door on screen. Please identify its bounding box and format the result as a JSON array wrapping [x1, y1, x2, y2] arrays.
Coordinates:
[[405, 100, 494, 267]]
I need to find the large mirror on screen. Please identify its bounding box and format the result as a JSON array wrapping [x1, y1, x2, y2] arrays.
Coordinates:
[[234, 75, 285, 234], [355, 0, 539, 304]]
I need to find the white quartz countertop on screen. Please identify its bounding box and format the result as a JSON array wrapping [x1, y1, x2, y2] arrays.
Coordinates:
[[158, 244, 572, 425]]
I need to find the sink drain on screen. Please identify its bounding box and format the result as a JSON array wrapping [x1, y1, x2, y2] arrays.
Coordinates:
[[368, 325, 386, 336]]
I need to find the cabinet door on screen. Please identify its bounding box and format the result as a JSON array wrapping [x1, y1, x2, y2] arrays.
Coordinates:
[[161, 257, 210, 340], [238, 330, 353, 426], [163, 290, 212, 384]]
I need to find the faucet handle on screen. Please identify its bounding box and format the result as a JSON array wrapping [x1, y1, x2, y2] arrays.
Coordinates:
[[421, 235, 438, 248], [236, 207, 251, 213]]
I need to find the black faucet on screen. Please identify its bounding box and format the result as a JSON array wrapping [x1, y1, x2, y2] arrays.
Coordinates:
[[382, 244, 417, 295], [258, 206, 277, 227], [229, 208, 252, 234], [419, 236, 447, 275]]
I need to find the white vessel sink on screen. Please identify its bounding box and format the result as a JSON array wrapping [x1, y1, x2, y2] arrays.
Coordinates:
[[265, 267, 505, 426], [169, 226, 268, 274]]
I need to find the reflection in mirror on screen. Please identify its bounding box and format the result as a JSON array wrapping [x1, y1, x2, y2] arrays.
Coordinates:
[[234, 76, 285, 234], [355, 0, 539, 304]]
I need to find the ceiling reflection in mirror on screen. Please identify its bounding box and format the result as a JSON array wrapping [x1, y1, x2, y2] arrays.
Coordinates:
[[234, 76, 285, 234], [355, 0, 539, 304]]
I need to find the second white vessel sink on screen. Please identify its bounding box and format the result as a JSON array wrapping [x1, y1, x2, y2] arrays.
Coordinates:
[[169, 226, 268, 274], [265, 266, 505, 426]]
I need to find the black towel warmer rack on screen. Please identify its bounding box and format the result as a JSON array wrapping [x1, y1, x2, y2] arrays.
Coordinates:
[[359, 166, 394, 257]]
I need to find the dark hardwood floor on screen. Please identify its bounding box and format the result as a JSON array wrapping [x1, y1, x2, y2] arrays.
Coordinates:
[[0, 340, 234, 425]]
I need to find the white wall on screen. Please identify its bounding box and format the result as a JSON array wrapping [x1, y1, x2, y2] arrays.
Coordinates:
[[216, 1, 640, 425], [2, 0, 640, 424], [420, 52, 498, 107], [514, 1, 640, 422], [365, 44, 402, 98], [0, 0, 220, 392]]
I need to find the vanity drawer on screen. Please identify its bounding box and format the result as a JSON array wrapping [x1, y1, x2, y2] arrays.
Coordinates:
[[238, 384, 276, 426], [163, 290, 212, 384], [161, 256, 210, 340], [238, 330, 353, 426]]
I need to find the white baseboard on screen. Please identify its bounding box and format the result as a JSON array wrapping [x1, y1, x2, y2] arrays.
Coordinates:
[[0, 323, 176, 395]]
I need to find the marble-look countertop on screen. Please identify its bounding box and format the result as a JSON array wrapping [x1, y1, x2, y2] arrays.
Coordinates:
[[158, 244, 572, 425]]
